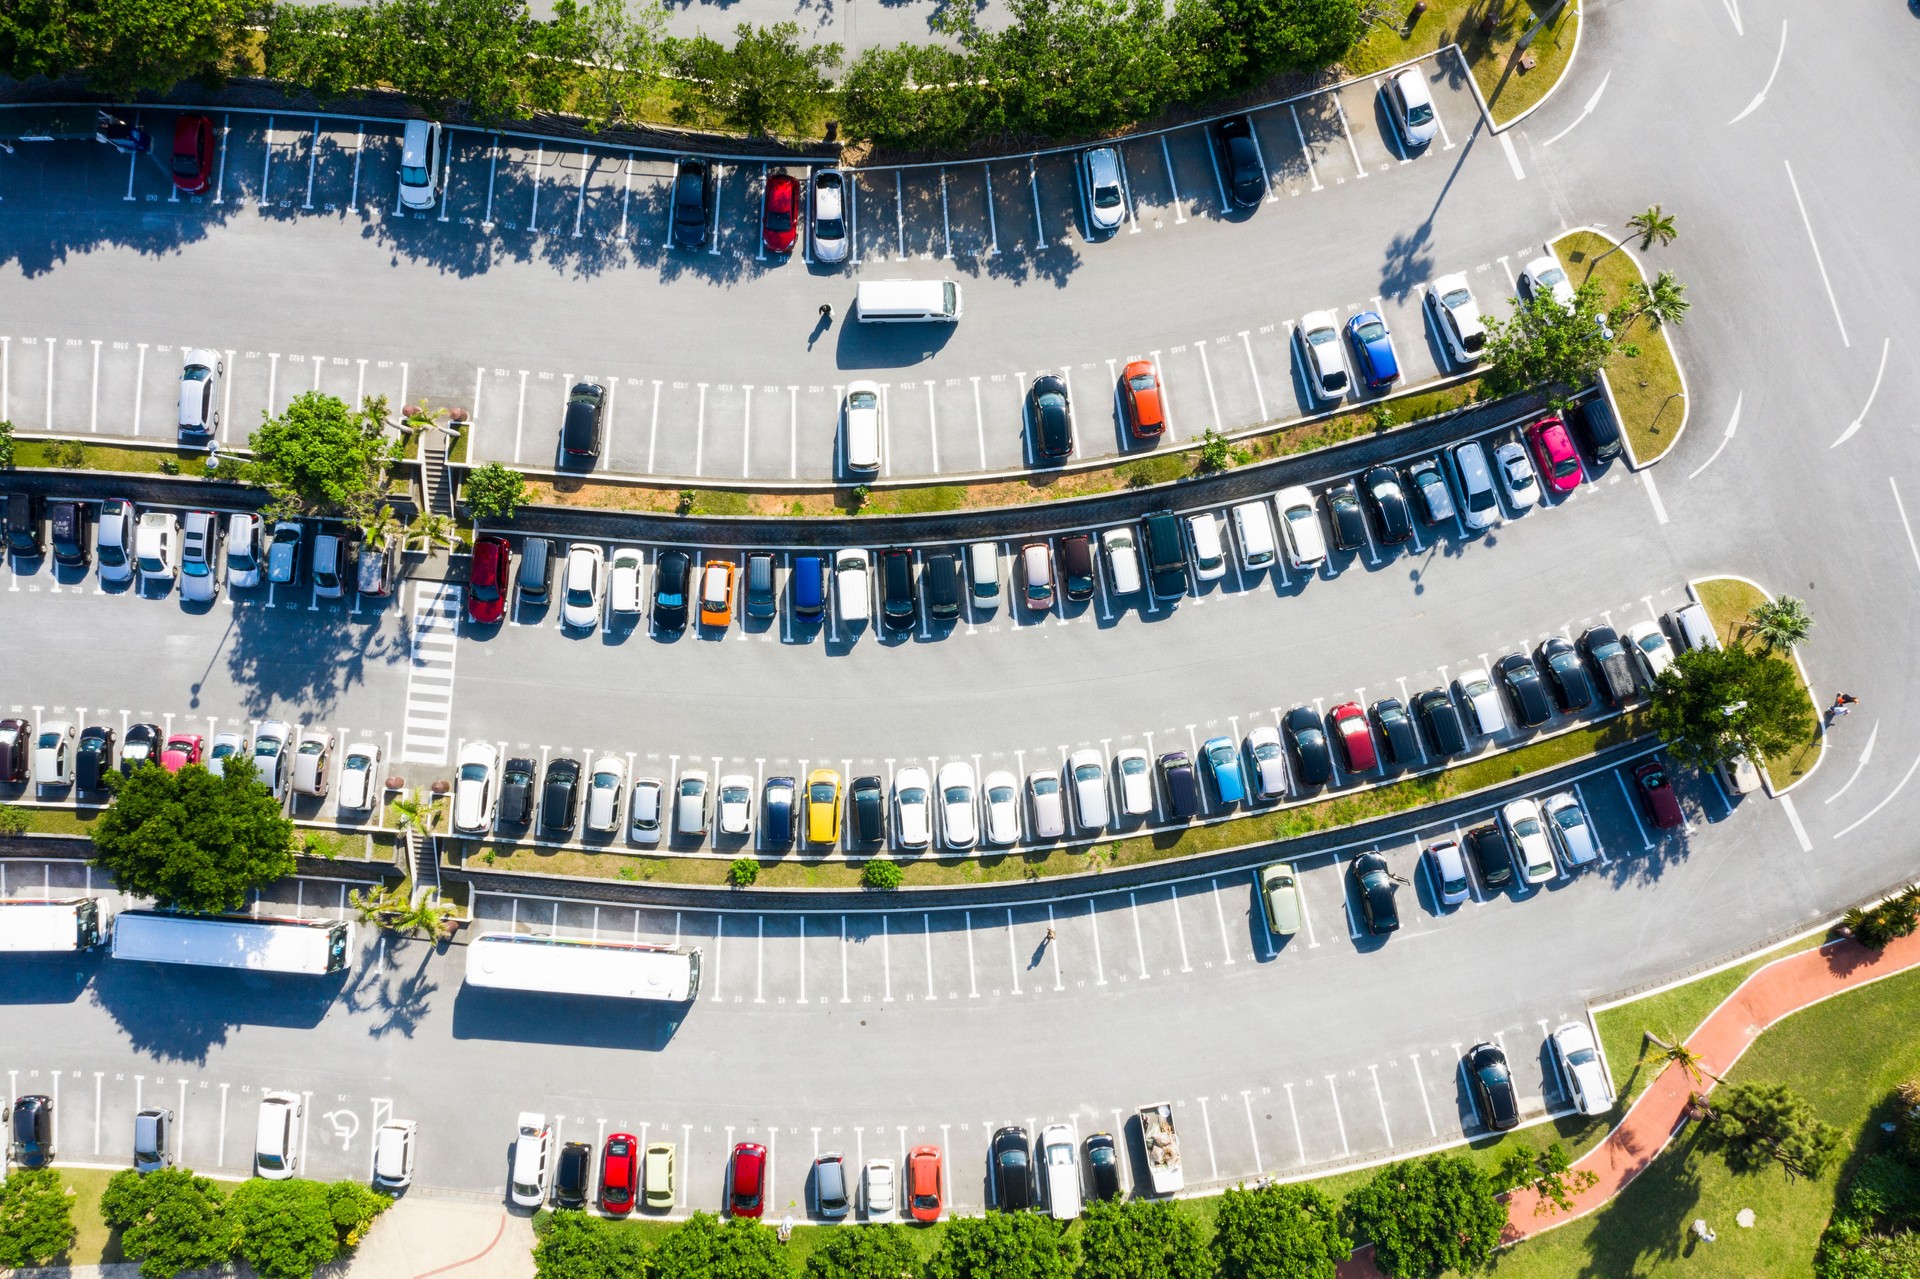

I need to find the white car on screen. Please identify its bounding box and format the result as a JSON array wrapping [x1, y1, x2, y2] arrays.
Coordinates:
[[587, 757, 627, 833], [1718, 751, 1762, 798], [811, 169, 849, 263], [1028, 769, 1067, 839], [936, 761, 977, 850], [96, 498, 136, 585], [178, 510, 222, 604], [1082, 146, 1124, 233], [1038, 1123, 1082, 1221], [135, 510, 178, 583], [225, 512, 263, 589], [1231, 501, 1277, 571], [1185, 512, 1227, 583], [1551, 1021, 1613, 1117], [1542, 791, 1599, 867], [1491, 441, 1539, 511], [1424, 274, 1485, 367], [835, 548, 871, 626], [1451, 439, 1501, 532], [717, 773, 753, 837], [1114, 748, 1153, 817], [1297, 310, 1351, 401], [1387, 68, 1438, 148], [1274, 486, 1328, 571], [292, 730, 333, 798], [982, 770, 1020, 845], [508, 1113, 552, 1208], [1245, 726, 1287, 801], [1426, 838, 1472, 907], [608, 547, 643, 616], [451, 741, 499, 833], [561, 544, 605, 630], [339, 741, 382, 812], [371, 1119, 417, 1190], [209, 730, 249, 769], [629, 777, 665, 844], [864, 1157, 897, 1221], [1626, 620, 1675, 682], [892, 767, 932, 849], [1502, 798, 1557, 885], [397, 119, 443, 211], [252, 719, 293, 799], [843, 381, 882, 474], [1519, 254, 1575, 310], [675, 769, 710, 837], [1100, 527, 1143, 596], [31, 720, 74, 788], [1067, 749, 1109, 831], [1455, 669, 1508, 736], [178, 348, 222, 436], [254, 1092, 302, 1181]]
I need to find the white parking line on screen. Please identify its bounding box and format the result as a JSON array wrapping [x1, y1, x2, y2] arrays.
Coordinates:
[[529, 143, 545, 232], [1197, 1096, 1219, 1180], [1289, 105, 1323, 191], [1409, 1054, 1438, 1135], [482, 137, 499, 229], [1194, 340, 1224, 431], [982, 163, 1000, 256], [1157, 136, 1187, 222], [1028, 158, 1047, 247], [1367, 1064, 1393, 1146], [1325, 1075, 1351, 1155], [1498, 131, 1526, 181]]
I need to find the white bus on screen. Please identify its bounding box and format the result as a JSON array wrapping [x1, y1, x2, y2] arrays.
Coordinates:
[[464, 931, 703, 1002], [0, 897, 113, 952], [111, 910, 353, 976]]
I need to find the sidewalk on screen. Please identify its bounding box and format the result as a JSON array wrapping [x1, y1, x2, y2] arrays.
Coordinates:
[[343, 1196, 534, 1279]]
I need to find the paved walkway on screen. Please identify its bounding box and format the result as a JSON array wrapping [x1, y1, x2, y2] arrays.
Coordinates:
[[1338, 927, 1920, 1277]]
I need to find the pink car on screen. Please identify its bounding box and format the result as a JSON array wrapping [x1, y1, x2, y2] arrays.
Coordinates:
[[1526, 416, 1585, 495]]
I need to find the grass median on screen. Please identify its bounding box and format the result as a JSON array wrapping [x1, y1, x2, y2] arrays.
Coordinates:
[[1692, 577, 1822, 792], [1551, 229, 1688, 465], [1348, 0, 1578, 127], [8, 437, 214, 476]]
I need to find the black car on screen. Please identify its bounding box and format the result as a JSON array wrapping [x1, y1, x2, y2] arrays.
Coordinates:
[[1028, 374, 1074, 461], [1496, 653, 1554, 728], [554, 1140, 592, 1208], [850, 775, 886, 844], [1407, 457, 1456, 525], [10, 1095, 53, 1169], [671, 157, 711, 248], [653, 549, 691, 631], [1283, 707, 1332, 787], [560, 382, 605, 463], [76, 726, 115, 792], [1360, 465, 1414, 544], [1465, 1043, 1519, 1131], [1211, 114, 1264, 208], [49, 500, 90, 569], [1057, 534, 1095, 602], [542, 757, 582, 832], [1415, 689, 1467, 757], [880, 548, 917, 631], [991, 1126, 1034, 1211], [1537, 636, 1595, 713], [499, 757, 537, 825], [763, 775, 794, 846], [923, 551, 961, 621], [1349, 852, 1400, 935], [1324, 482, 1366, 552], [1576, 394, 1622, 463], [0, 719, 26, 784], [1085, 1132, 1122, 1201], [1580, 624, 1638, 707], [1369, 699, 1420, 768], [1464, 821, 1514, 888], [4, 491, 45, 558], [121, 723, 161, 776], [744, 552, 777, 620]]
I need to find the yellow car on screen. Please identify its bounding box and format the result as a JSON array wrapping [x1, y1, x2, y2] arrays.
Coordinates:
[[806, 768, 842, 845], [699, 559, 735, 629]]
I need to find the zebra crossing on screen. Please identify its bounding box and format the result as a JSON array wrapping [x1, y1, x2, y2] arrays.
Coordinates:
[[400, 583, 463, 765]]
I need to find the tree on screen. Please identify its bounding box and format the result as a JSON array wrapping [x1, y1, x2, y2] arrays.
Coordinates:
[[650, 1212, 790, 1279], [728, 858, 760, 888], [1647, 643, 1815, 769], [862, 860, 903, 890], [960, 0, 1181, 141], [840, 43, 982, 151], [1492, 1142, 1598, 1217], [262, 3, 378, 102], [1642, 1028, 1719, 1088], [1705, 1081, 1843, 1181], [0, 417, 15, 468], [803, 1222, 924, 1279], [547, 0, 668, 130], [378, 0, 557, 121], [1200, 0, 1364, 88], [324, 1181, 391, 1247], [408, 510, 463, 553], [349, 883, 457, 942], [0, 802, 28, 835], [0, 1167, 75, 1269], [1341, 1154, 1505, 1279], [668, 23, 841, 137], [101, 1168, 231, 1279], [390, 786, 447, 838], [927, 1212, 1075, 1279], [0, 0, 257, 95], [227, 1179, 340, 1279], [1211, 1183, 1349, 1279], [91, 755, 296, 915], [1078, 1198, 1210, 1279], [464, 462, 529, 521], [247, 390, 398, 521], [1617, 270, 1690, 333], [1627, 204, 1678, 251], [532, 1210, 649, 1279], [1748, 595, 1812, 652], [1480, 285, 1617, 409], [355, 503, 405, 552]]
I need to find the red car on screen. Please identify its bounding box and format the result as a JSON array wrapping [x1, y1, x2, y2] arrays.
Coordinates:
[[467, 536, 512, 624], [1120, 360, 1165, 439], [762, 173, 799, 255], [1526, 415, 1585, 495], [1329, 703, 1378, 773], [1633, 760, 1684, 829], [171, 114, 215, 195], [160, 734, 203, 773], [728, 1142, 767, 1218], [907, 1145, 943, 1223], [599, 1133, 637, 1214]]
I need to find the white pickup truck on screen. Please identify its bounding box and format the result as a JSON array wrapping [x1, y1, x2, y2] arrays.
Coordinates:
[[1138, 1102, 1183, 1194]]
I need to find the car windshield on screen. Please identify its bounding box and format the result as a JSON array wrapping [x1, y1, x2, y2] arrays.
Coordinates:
[[183, 364, 211, 381], [1567, 1046, 1598, 1067], [988, 785, 1014, 804], [460, 763, 489, 783], [1514, 817, 1542, 838], [1033, 776, 1058, 795], [1120, 756, 1146, 775], [900, 787, 927, 806], [1252, 741, 1281, 761], [172, 151, 199, 176], [849, 390, 877, 410], [1128, 372, 1160, 393], [1442, 287, 1471, 310], [1553, 807, 1583, 830], [1407, 102, 1434, 125], [722, 786, 748, 804], [1074, 763, 1101, 782], [810, 783, 835, 804], [1554, 457, 1580, 478], [1637, 633, 1665, 654], [1307, 326, 1337, 346], [100, 543, 125, 566], [1355, 320, 1387, 343], [400, 162, 430, 187], [346, 754, 371, 771], [1442, 867, 1469, 894], [1093, 184, 1122, 209], [229, 545, 255, 570], [257, 739, 281, 758], [943, 785, 969, 804], [182, 555, 209, 576], [1478, 1062, 1508, 1087], [1464, 679, 1491, 697], [816, 214, 843, 238], [1642, 769, 1667, 788], [1537, 267, 1567, 290]]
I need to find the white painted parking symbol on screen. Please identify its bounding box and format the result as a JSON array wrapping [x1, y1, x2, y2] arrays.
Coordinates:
[[323, 1108, 360, 1150]]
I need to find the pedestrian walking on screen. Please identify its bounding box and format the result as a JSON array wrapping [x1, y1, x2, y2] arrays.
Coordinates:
[[1044, 927, 1056, 943], [1830, 693, 1857, 721]]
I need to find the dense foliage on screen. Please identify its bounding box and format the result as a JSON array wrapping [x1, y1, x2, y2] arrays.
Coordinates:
[[0, 1168, 74, 1270], [1211, 1182, 1350, 1279], [1647, 642, 1815, 769], [101, 1169, 233, 1279], [1340, 1154, 1505, 1279], [90, 756, 296, 914]]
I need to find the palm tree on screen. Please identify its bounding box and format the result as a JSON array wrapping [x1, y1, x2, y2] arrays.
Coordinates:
[[346, 883, 457, 942], [390, 786, 446, 838], [356, 503, 403, 550], [1747, 596, 1813, 652], [1627, 204, 1678, 251], [407, 510, 461, 554], [1620, 271, 1691, 333], [1644, 1028, 1719, 1087]]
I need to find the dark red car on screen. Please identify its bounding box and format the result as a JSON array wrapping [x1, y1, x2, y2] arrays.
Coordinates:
[[729, 1142, 767, 1218], [1329, 702, 1378, 773], [467, 536, 512, 624], [1633, 760, 1684, 829], [1525, 415, 1585, 495], [599, 1133, 637, 1215], [762, 173, 799, 255], [171, 114, 215, 195]]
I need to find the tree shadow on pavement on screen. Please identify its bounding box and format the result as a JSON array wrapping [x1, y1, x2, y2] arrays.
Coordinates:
[[223, 597, 409, 724], [341, 936, 442, 1039]]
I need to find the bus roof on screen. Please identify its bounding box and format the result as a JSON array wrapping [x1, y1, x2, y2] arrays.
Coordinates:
[[0, 898, 97, 952], [465, 931, 701, 1002], [111, 910, 349, 975]]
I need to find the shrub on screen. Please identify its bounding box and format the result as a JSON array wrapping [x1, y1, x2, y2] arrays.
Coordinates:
[[0, 418, 14, 467], [862, 859, 903, 890], [0, 804, 28, 836], [463, 462, 528, 521], [45, 437, 87, 467], [728, 858, 760, 887]]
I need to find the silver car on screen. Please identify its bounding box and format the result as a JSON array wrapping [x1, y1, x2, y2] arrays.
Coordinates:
[[811, 169, 849, 263], [253, 719, 293, 799], [1067, 749, 1108, 831], [1082, 146, 1124, 233], [561, 543, 605, 631], [1027, 769, 1067, 840], [1297, 310, 1350, 401], [1425, 838, 1472, 907], [178, 510, 222, 603], [397, 119, 442, 211], [135, 511, 178, 583], [225, 512, 263, 589], [96, 498, 136, 585], [177, 348, 222, 436]]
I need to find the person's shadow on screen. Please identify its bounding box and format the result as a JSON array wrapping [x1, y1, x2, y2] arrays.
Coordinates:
[[808, 309, 834, 350], [1027, 938, 1049, 970]]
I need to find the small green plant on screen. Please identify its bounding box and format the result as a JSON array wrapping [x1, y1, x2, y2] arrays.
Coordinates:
[[862, 859, 903, 890], [158, 457, 181, 474], [850, 483, 871, 511], [44, 438, 86, 467], [728, 858, 760, 887], [676, 488, 697, 515], [617, 865, 640, 881], [0, 803, 28, 836], [482, 850, 498, 865], [1193, 428, 1235, 473], [1369, 402, 1399, 431], [0, 418, 14, 468], [463, 462, 528, 521]]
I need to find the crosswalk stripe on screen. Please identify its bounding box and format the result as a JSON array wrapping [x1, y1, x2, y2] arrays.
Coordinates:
[[398, 583, 462, 766]]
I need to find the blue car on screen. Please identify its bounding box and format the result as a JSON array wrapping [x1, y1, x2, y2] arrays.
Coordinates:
[[1345, 312, 1401, 390], [1202, 736, 1246, 806]]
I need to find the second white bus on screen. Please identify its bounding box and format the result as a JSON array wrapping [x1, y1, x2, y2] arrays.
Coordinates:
[[463, 931, 703, 1002], [0, 896, 113, 952], [111, 910, 353, 975]]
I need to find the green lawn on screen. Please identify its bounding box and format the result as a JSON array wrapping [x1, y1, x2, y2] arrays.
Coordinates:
[[1691, 578, 1822, 792], [1348, 0, 1579, 126], [1550, 230, 1688, 466], [11, 437, 212, 476]]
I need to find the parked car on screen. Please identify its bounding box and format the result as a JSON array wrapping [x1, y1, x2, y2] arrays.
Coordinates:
[[1057, 533, 1096, 602], [843, 381, 882, 475], [265, 519, 302, 585], [1551, 1022, 1613, 1117], [1186, 512, 1228, 582], [808, 770, 844, 845], [554, 1142, 592, 1208], [762, 775, 795, 846], [357, 536, 397, 598], [653, 549, 691, 631], [292, 730, 332, 798], [31, 721, 74, 787], [864, 1158, 897, 1222], [1423, 273, 1484, 366], [644, 1142, 676, 1210], [675, 769, 709, 837], [671, 158, 711, 249], [1083, 145, 1126, 233], [878, 548, 915, 631], [699, 558, 737, 629], [850, 774, 884, 845], [892, 767, 932, 849], [1085, 1133, 1122, 1202], [1426, 838, 1471, 907], [177, 348, 221, 435], [811, 169, 849, 263], [1115, 748, 1153, 817], [97, 498, 136, 584], [601, 1134, 638, 1213], [588, 758, 628, 834], [1497, 652, 1555, 728], [75, 726, 115, 791], [311, 529, 362, 600], [1211, 114, 1264, 208], [1501, 797, 1557, 885], [1028, 373, 1074, 461], [1260, 863, 1302, 935], [542, 757, 583, 833], [629, 777, 664, 844], [1407, 456, 1456, 525], [1625, 619, 1675, 683], [1329, 702, 1378, 772], [729, 1143, 768, 1218], [467, 541, 511, 626], [1067, 749, 1109, 830], [1021, 541, 1055, 612], [1465, 821, 1515, 889], [814, 1153, 852, 1220], [608, 547, 644, 617], [509, 1114, 552, 1209], [159, 732, 201, 773], [1370, 698, 1420, 768], [1386, 68, 1438, 148], [1324, 481, 1366, 552], [1245, 726, 1288, 800], [1361, 465, 1413, 544], [992, 1127, 1034, 1211], [254, 1092, 302, 1180], [1633, 760, 1684, 829], [1492, 440, 1540, 511], [1274, 485, 1328, 569], [743, 551, 777, 620], [1203, 735, 1246, 804], [907, 1146, 943, 1223], [177, 510, 222, 603], [1466, 1043, 1519, 1131], [834, 548, 870, 627], [134, 1107, 175, 1173], [1537, 636, 1595, 713], [561, 543, 606, 630], [1542, 791, 1600, 867], [1284, 707, 1332, 787], [1527, 415, 1585, 494], [1297, 311, 1350, 401], [1345, 312, 1400, 390], [171, 113, 216, 194], [396, 119, 442, 210], [136, 510, 179, 583], [1455, 668, 1507, 736], [1582, 624, 1639, 705], [1120, 360, 1165, 438], [250, 720, 290, 797], [1350, 851, 1401, 935], [500, 758, 538, 827], [762, 171, 799, 254], [1451, 439, 1500, 532], [1028, 769, 1067, 839], [561, 382, 605, 464], [339, 741, 382, 812], [979, 771, 1019, 846]]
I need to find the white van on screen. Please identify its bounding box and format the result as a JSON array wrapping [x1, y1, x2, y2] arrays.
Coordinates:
[[1669, 602, 1721, 653], [843, 381, 883, 474], [835, 549, 872, 625], [856, 279, 962, 323], [255, 1091, 302, 1180], [1186, 512, 1227, 582], [1230, 502, 1277, 570], [1100, 527, 1143, 596], [1039, 1124, 1083, 1221], [967, 542, 999, 609]]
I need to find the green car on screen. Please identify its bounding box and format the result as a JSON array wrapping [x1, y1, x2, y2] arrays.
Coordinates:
[[1260, 864, 1302, 936]]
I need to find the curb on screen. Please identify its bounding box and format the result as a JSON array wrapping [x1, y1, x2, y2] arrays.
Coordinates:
[[1489, 0, 1586, 133], [1552, 225, 1691, 467], [1684, 574, 1828, 796]]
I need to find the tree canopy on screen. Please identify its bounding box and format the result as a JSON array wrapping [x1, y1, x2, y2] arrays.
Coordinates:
[[0, 1168, 74, 1270], [532, 1210, 653, 1279], [926, 1212, 1075, 1279], [1707, 1081, 1844, 1181], [1480, 285, 1617, 408], [246, 391, 398, 520], [668, 23, 841, 137], [463, 462, 529, 521], [802, 1222, 924, 1279], [1077, 1196, 1212, 1279], [649, 1212, 790, 1279], [90, 756, 296, 914], [0, 0, 256, 94], [101, 1168, 232, 1279], [1647, 642, 1815, 768], [1212, 1182, 1352, 1279], [1341, 1154, 1505, 1279]]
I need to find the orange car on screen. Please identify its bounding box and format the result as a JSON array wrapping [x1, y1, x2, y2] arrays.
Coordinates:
[[906, 1145, 943, 1223], [1121, 359, 1165, 439], [698, 559, 736, 628]]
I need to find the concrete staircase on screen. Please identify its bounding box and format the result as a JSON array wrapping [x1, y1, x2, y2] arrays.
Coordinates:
[[420, 432, 454, 520]]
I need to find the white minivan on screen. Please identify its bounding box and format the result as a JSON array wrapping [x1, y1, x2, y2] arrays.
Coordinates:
[[843, 381, 883, 474], [397, 120, 442, 210], [1100, 527, 1143, 596], [255, 1092, 302, 1180], [1039, 1124, 1083, 1221], [1186, 512, 1227, 582], [1230, 501, 1277, 571], [1669, 602, 1721, 653], [967, 542, 999, 610], [855, 279, 962, 323]]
